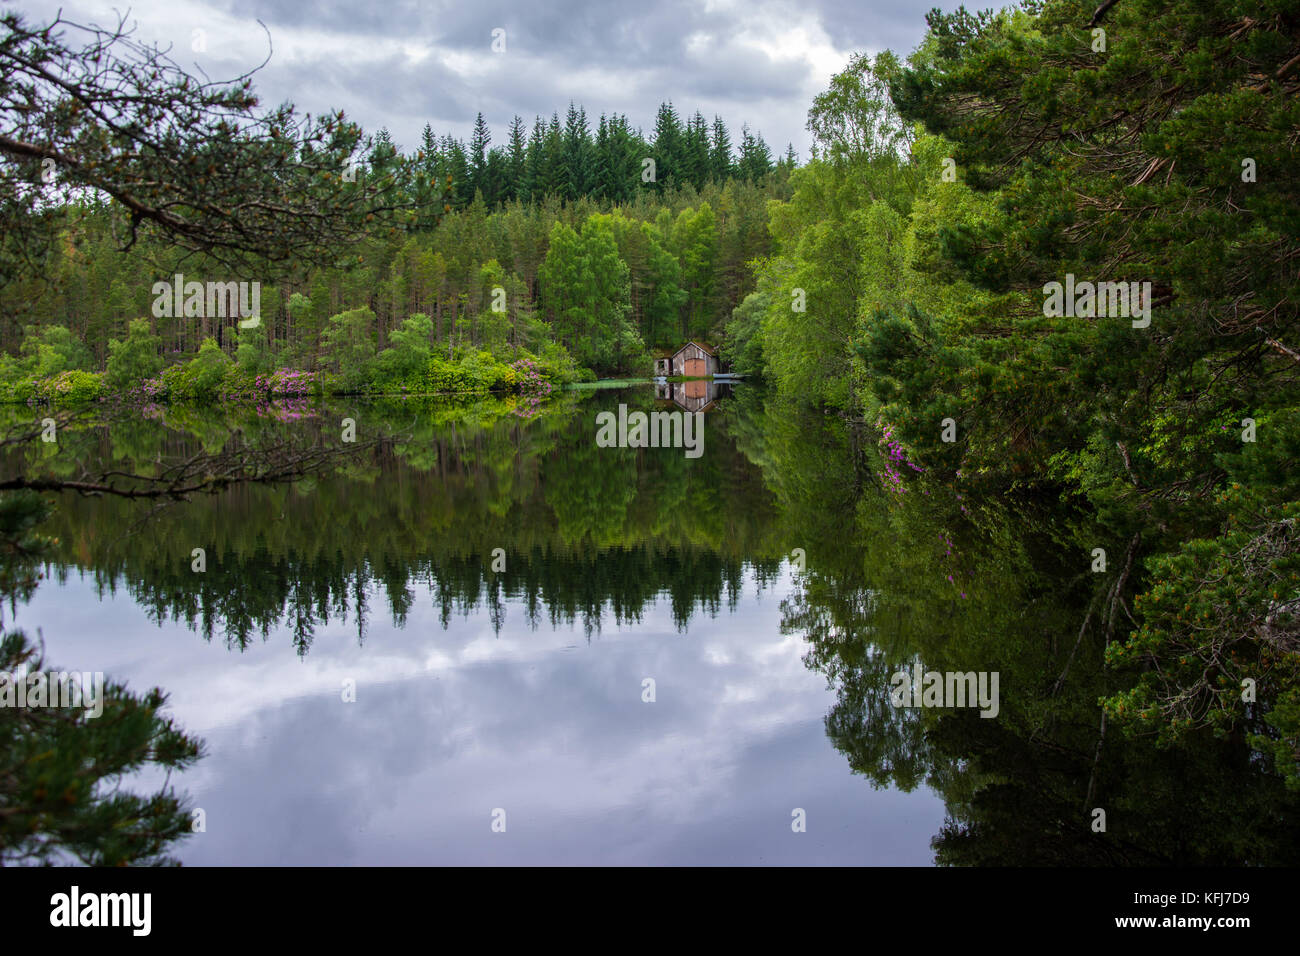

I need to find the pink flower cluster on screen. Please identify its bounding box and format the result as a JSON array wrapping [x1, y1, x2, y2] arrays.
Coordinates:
[[878, 421, 925, 494], [511, 393, 548, 419], [221, 368, 317, 401], [510, 358, 555, 396], [267, 368, 317, 397], [255, 398, 315, 421]]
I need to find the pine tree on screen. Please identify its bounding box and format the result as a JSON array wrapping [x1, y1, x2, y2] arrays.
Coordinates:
[[593, 114, 613, 200], [562, 102, 592, 200], [506, 115, 527, 203], [542, 113, 565, 198], [369, 127, 400, 179], [483, 147, 508, 206], [419, 123, 440, 181], [524, 116, 546, 201], [684, 111, 711, 190], [738, 125, 773, 181], [443, 135, 471, 207], [609, 114, 641, 203], [0, 491, 205, 865], [710, 116, 733, 181], [652, 102, 684, 190], [469, 112, 491, 198]]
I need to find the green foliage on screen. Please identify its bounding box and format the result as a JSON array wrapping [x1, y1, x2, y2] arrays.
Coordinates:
[[4, 171, 790, 388], [234, 323, 275, 376], [158, 337, 232, 401], [537, 341, 581, 384], [0, 308, 570, 403], [1104, 493, 1300, 787], [458, 349, 515, 391], [0, 629, 205, 865], [807, 50, 910, 165], [669, 203, 717, 341], [377, 312, 434, 379], [0, 490, 204, 865], [539, 216, 641, 371], [747, 0, 1300, 783], [104, 319, 163, 392], [723, 286, 769, 376], [33, 369, 104, 405], [320, 307, 378, 393], [364, 344, 571, 396], [19, 325, 93, 377], [0, 489, 51, 604]]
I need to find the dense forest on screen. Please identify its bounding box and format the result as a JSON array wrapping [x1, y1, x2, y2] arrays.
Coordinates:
[[1, 93, 794, 400], [1, 0, 1298, 864]]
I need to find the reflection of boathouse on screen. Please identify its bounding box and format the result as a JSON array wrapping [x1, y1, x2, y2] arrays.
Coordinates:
[[653, 342, 727, 412], [655, 378, 727, 414], [653, 341, 720, 378]]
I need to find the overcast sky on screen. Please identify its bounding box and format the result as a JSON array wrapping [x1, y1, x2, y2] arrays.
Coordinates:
[[16, 0, 956, 161]]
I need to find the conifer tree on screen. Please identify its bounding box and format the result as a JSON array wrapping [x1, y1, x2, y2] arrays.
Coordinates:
[[652, 102, 684, 189], [524, 116, 546, 201], [684, 111, 711, 190], [469, 112, 491, 198], [710, 116, 733, 182], [738, 125, 773, 181], [506, 115, 527, 203], [562, 103, 593, 200]]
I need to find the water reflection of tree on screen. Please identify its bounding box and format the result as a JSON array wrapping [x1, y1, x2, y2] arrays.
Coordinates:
[[27, 395, 789, 650], [772, 405, 1300, 865], [0, 491, 205, 866], [20, 390, 1300, 864], [0, 404, 474, 862]]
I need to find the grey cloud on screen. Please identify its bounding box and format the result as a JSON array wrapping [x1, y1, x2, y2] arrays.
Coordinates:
[[17, 0, 955, 177]]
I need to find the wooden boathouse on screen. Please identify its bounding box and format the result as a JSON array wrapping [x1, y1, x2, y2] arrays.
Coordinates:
[[653, 341, 720, 378]]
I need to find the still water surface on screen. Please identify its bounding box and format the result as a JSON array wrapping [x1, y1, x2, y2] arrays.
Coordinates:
[[11, 383, 1298, 864]]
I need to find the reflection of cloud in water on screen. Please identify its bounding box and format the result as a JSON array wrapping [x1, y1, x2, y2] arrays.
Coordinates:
[[20, 567, 945, 865]]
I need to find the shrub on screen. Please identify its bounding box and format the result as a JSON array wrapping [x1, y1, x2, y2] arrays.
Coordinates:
[[19, 325, 94, 378], [458, 350, 511, 391], [266, 368, 318, 397], [157, 338, 232, 402], [320, 307, 377, 393], [104, 319, 163, 391], [234, 325, 275, 376], [536, 342, 581, 384], [35, 370, 104, 405], [2, 378, 38, 404], [377, 314, 433, 381], [422, 356, 471, 393], [509, 357, 556, 396]]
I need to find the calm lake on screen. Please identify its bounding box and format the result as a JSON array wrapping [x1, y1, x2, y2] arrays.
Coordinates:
[[8, 383, 1299, 864]]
